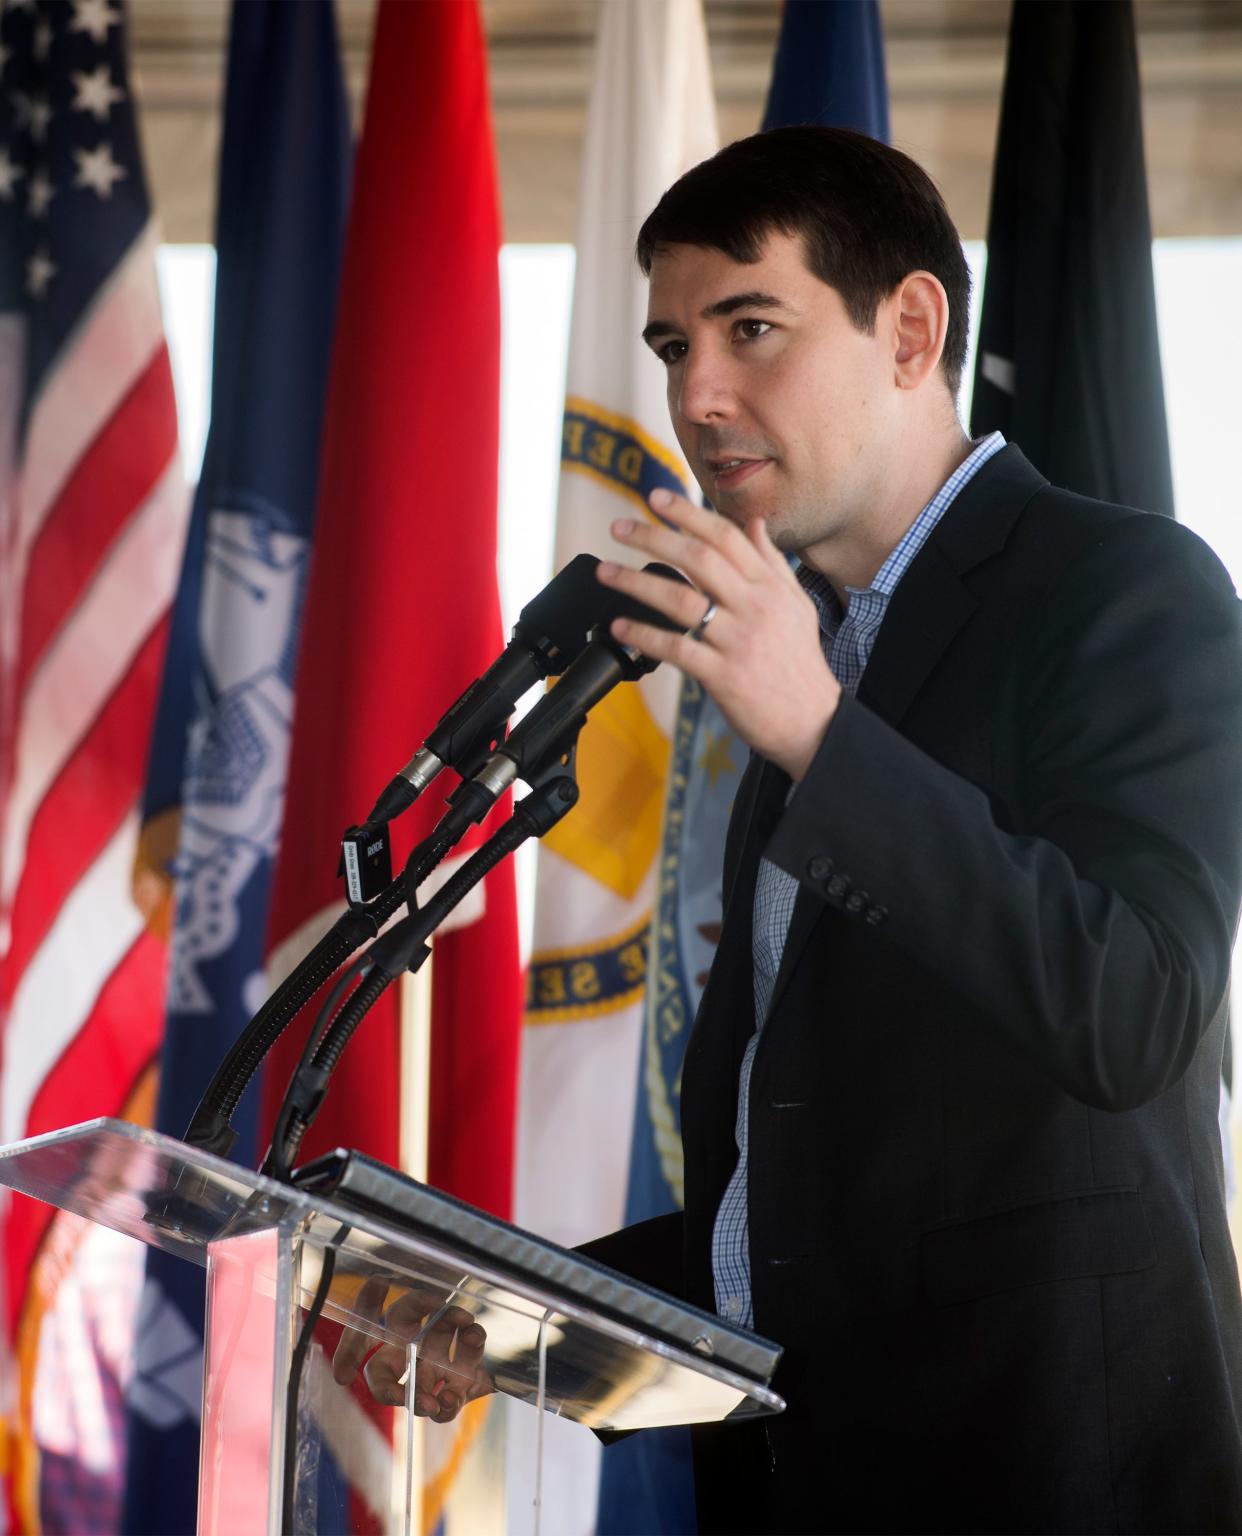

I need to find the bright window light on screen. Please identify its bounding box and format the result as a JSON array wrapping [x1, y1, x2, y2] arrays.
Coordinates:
[[155, 244, 215, 484], [1153, 240, 1242, 584]]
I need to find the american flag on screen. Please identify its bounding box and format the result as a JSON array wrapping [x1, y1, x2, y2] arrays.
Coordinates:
[[0, 0, 185, 1527]]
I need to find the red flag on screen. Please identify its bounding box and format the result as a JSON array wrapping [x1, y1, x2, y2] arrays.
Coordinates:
[[262, 0, 521, 1219]]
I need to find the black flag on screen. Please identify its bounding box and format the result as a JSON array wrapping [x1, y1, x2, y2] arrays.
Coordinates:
[[971, 0, 1174, 517]]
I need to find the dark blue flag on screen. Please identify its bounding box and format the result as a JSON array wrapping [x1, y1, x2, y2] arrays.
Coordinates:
[[761, 0, 890, 137], [597, 6, 890, 1533], [122, 3, 350, 1530]]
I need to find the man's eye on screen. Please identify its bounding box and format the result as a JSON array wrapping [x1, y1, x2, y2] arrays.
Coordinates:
[[657, 339, 688, 365], [735, 319, 773, 341]]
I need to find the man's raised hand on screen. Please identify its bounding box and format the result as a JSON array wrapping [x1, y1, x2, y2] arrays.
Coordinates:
[[597, 488, 840, 781]]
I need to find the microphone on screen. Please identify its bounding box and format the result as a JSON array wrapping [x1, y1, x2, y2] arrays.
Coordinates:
[[438, 564, 689, 835], [276, 559, 684, 1162], [365, 553, 619, 825]]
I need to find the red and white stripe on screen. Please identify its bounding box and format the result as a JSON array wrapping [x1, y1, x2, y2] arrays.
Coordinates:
[[13, 222, 169, 582], [0, 216, 185, 1228], [3, 813, 146, 1144]]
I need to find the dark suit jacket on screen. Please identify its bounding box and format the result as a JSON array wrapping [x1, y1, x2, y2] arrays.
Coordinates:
[[590, 446, 1242, 1534]]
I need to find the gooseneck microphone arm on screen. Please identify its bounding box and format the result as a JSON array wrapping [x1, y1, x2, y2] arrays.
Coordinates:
[[182, 819, 460, 1156], [261, 591, 687, 1178], [186, 560, 693, 1163], [262, 764, 580, 1179], [182, 554, 618, 1156]]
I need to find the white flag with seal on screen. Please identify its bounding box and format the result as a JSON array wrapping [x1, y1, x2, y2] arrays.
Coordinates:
[[510, 0, 718, 1526]]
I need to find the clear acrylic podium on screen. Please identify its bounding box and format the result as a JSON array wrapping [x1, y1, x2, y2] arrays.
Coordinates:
[[0, 1118, 784, 1534]]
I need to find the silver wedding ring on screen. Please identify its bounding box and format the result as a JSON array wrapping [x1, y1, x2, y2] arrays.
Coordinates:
[[693, 596, 717, 639]]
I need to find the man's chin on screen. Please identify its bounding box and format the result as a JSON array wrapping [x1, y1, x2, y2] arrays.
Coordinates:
[[709, 500, 798, 549], [760, 514, 800, 552]]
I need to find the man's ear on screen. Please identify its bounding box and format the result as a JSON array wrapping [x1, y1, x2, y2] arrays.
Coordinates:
[[891, 271, 950, 391]]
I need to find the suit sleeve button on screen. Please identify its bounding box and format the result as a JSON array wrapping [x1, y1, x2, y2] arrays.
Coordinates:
[[807, 855, 833, 881], [826, 875, 849, 897], [865, 905, 888, 926], [845, 892, 865, 913]]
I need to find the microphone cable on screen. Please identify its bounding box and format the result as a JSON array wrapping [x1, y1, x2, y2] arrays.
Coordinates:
[[262, 772, 578, 1181]]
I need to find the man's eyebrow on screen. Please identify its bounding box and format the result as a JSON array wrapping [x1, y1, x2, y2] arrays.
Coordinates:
[[642, 290, 788, 346], [702, 290, 786, 319]]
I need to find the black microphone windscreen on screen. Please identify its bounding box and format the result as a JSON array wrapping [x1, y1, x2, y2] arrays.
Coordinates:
[[515, 554, 608, 664], [607, 562, 692, 634]]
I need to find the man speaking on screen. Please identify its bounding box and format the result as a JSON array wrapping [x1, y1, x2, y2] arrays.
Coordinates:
[[331, 124, 1242, 1533], [590, 125, 1242, 1533]]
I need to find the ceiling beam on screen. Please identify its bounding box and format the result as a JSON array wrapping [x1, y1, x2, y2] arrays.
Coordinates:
[[129, 0, 1242, 245]]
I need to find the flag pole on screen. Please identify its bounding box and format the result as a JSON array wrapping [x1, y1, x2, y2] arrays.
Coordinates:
[[400, 956, 433, 1186], [397, 953, 433, 1535]]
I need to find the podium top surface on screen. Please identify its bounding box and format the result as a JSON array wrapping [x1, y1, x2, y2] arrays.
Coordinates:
[[0, 1118, 784, 1432]]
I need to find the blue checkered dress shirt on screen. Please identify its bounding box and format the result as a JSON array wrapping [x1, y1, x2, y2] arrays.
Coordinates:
[[711, 432, 1007, 1328]]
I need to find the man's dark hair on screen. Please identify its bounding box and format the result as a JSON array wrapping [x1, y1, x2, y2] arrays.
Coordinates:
[[636, 126, 972, 399]]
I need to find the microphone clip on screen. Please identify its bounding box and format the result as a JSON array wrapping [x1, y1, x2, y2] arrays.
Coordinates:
[[339, 820, 394, 907], [513, 746, 581, 837]]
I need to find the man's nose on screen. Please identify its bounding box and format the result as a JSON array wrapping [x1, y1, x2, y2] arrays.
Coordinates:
[[676, 349, 735, 425]]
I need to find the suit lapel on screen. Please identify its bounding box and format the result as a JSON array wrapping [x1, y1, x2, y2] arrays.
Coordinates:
[[855, 540, 978, 728], [765, 872, 821, 1027], [697, 754, 791, 1057], [760, 446, 1049, 1025], [858, 444, 1046, 730]]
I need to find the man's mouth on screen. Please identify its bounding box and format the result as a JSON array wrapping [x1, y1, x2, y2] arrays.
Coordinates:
[[705, 456, 771, 490]]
